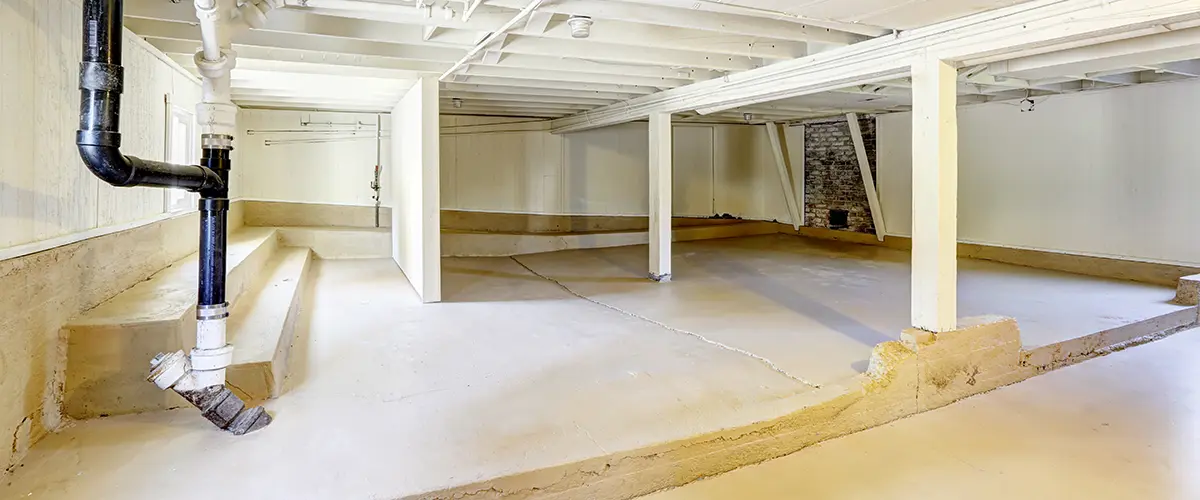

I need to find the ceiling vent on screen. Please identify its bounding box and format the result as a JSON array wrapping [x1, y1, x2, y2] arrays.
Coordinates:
[[567, 15, 593, 38]]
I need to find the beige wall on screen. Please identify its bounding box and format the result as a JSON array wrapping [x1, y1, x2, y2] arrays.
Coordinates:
[[238, 109, 389, 207], [878, 77, 1200, 267], [0, 0, 229, 253], [440, 117, 793, 222]]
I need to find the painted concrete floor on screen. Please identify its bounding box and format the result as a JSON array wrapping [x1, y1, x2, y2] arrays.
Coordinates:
[[639, 324, 1200, 500], [0, 234, 1185, 499], [515, 234, 1185, 386]]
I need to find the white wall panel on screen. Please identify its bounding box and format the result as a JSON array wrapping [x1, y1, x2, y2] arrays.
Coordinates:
[[391, 78, 440, 302], [0, 0, 204, 250], [438, 120, 783, 221], [878, 79, 1200, 266], [238, 109, 389, 207]]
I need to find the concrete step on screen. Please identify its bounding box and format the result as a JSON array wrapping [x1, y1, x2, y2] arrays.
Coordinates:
[[441, 221, 781, 257], [276, 226, 391, 259], [226, 247, 314, 402], [61, 227, 280, 419]]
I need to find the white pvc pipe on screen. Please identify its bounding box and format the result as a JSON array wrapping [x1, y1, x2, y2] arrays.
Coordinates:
[[439, 0, 543, 81]]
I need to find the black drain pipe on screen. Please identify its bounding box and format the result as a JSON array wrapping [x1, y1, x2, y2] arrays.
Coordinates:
[[79, 0, 270, 435], [78, 0, 223, 190]]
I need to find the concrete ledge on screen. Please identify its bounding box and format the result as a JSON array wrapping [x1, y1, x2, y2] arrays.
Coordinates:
[[443, 210, 744, 234], [411, 316, 1038, 500], [442, 222, 779, 257], [226, 248, 314, 402], [244, 200, 389, 229], [61, 228, 280, 419], [1023, 306, 1198, 370], [778, 225, 1200, 287], [277, 227, 391, 259], [1174, 274, 1200, 305]]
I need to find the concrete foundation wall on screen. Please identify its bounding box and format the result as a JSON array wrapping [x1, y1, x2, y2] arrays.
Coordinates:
[[878, 78, 1200, 266], [391, 78, 441, 302], [238, 110, 390, 207]]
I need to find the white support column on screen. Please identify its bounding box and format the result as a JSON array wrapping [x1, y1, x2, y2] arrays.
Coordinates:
[[765, 122, 802, 230], [785, 124, 805, 226], [910, 55, 958, 332], [649, 112, 672, 282], [846, 112, 886, 241]]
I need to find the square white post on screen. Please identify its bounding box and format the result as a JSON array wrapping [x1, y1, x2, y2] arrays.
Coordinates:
[[649, 112, 672, 282], [910, 56, 958, 332]]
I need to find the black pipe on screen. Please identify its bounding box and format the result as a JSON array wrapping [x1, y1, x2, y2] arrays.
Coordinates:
[[198, 146, 231, 310], [77, 0, 222, 191]]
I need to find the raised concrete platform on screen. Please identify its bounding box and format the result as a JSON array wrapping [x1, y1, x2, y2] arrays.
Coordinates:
[[277, 226, 391, 259], [1175, 274, 1200, 305], [226, 247, 314, 401], [61, 227, 280, 419], [441, 220, 778, 257], [8, 234, 1194, 500]]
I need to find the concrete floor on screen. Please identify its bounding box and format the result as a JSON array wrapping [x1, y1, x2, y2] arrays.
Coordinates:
[[640, 322, 1200, 500], [0, 234, 1185, 499]]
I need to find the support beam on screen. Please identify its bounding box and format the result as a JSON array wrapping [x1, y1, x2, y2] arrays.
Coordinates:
[[648, 112, 672, 282], [910, 56, 958, 333], [786, 124, 805, 226], [765, 122, 802, 230], [550, 0, 1200, 133], [845, 113, 886, 241]]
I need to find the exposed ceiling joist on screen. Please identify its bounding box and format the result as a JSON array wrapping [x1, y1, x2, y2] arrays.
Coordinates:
[[484, 0, 868, 44], [461, 64, 691, 88], [148, 39, 449, 73], [439, 82, 643, 101], [497, 35, 763, 73]]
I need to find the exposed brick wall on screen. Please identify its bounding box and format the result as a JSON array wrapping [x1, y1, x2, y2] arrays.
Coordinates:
[[803, 116, 877, 234]]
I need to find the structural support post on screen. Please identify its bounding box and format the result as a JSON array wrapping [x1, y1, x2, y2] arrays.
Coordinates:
[[648, 112, 672, 282], [846, 113, 886, 241], [910, 55, 959, 333], [766, 122, 802, 230]]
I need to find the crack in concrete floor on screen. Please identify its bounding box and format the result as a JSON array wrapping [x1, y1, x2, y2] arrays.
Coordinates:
[[509, 256, 821, 389]]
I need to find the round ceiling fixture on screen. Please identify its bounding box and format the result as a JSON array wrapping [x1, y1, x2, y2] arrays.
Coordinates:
[[452, 98, 463, 109], [567, 15, 593, 38]]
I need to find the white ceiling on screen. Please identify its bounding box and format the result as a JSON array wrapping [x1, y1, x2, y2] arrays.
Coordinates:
[[126, 0, 1200, 122]]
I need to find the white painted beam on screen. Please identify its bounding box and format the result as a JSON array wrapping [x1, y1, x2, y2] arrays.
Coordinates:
[[648, 111, 672, 282], [486, 0, 868, 44], [989, 25, 1200, 80], [150, 38, 451, 73], [499, 35, 763, 72], [550, 0, 1200, 133], [462, 65, 691, 88], [845, 113, 886, 242], [1141, 59, 1200, 76], [786, 124, 805, 226], [442, 91, 616, 106], [612, 0, 889, 37], [168, 54, 427, 80], [126, 18, 465, 63], [535, 17, 807, 59], [765, 122, 802, 230], [440, 82, 643, 100], [455, 75, 659, 94], [486, 53, 698, 80], [910, 57, 958, 333]]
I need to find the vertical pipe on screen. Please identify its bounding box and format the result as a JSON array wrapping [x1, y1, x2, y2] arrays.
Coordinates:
[[194, 142, 232, 387]]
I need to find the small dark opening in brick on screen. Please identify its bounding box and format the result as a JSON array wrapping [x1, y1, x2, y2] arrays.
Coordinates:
[[829, 209, 849, 229]]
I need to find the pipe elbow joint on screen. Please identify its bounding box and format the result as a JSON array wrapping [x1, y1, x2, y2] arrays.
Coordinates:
[[77, 143, 138, 187], [149, 351, 273, 435]]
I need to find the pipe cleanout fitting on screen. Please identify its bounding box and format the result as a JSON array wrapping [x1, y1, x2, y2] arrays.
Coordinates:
[[77, 0, 271, 434]]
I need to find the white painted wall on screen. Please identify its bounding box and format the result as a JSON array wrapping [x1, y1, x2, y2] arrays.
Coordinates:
[[878, 78, 1200, 266], [238, 109, 391, 207], [0, 0, 209, 251], [392, 78, 441, 302], [441, 118, 794, 223]]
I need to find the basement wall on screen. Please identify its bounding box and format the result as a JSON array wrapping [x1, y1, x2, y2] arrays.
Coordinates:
[[877, 78, 1200, 267], [441, 116, 794, 223], [238, 109, 391, 208], [0, 0, 222, 473]]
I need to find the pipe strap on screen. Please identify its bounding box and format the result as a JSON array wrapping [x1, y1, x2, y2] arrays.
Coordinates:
[[79, 61, 123, 92]]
